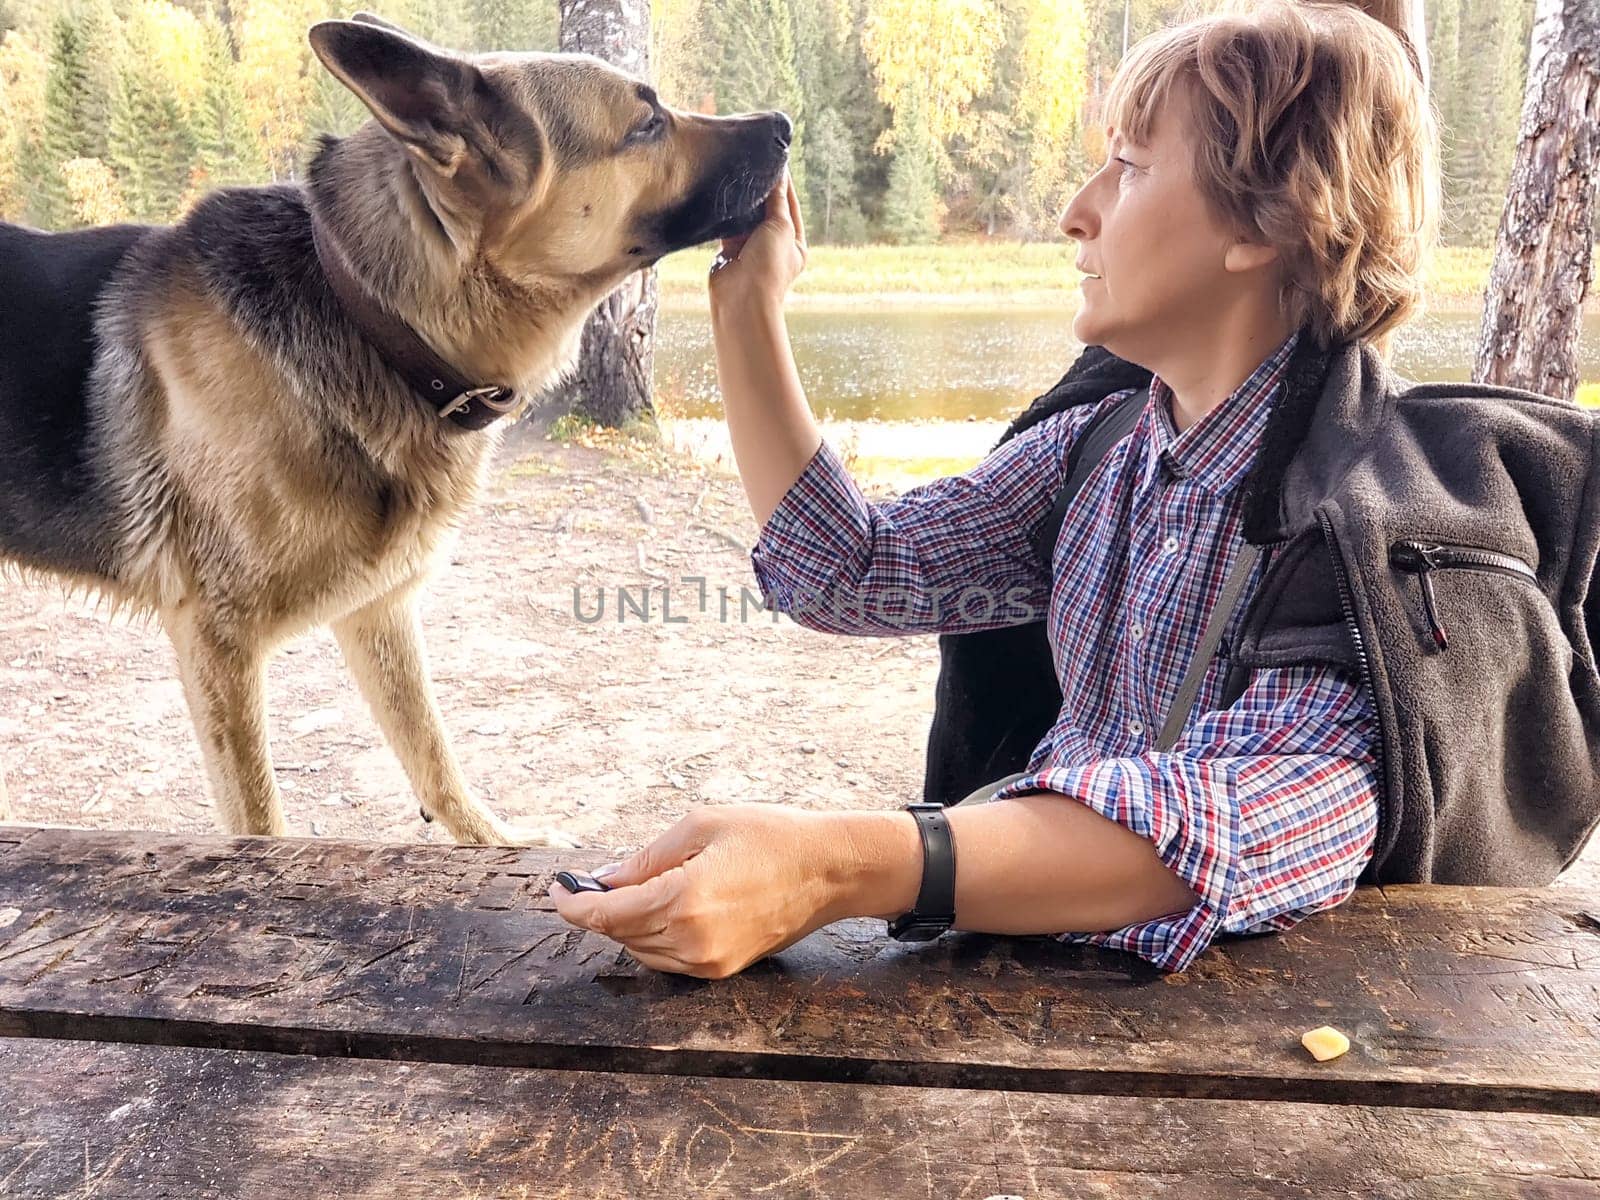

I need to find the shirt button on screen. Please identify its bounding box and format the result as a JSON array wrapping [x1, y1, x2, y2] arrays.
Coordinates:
[[1131, 622, 1144, 640], [1129, 719, 1145, 735], [1163, 536, 1180, 554]]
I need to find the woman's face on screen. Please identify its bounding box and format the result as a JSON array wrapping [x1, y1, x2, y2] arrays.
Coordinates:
[[1058, 87, 1274, 364]]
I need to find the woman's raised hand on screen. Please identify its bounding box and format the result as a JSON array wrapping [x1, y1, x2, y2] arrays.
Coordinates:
[[707, 168, 808, 316], [704, 165, 824, 527]]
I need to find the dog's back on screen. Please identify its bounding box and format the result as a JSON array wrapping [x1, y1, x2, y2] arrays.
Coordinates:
[[0, 221, 157, 581]]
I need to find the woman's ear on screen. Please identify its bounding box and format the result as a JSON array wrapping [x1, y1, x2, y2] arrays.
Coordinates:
[[1222, 238, 1281, 275]]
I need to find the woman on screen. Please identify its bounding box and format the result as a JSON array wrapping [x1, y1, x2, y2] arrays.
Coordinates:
[[549, 0, 1443, 977]]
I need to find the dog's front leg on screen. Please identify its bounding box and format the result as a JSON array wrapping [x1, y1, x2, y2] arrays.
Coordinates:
[[163, 606, 288, 837], [331, 596, 581, 848]]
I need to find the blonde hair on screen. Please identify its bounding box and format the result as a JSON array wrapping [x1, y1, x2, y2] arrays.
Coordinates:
[[1103, 0, 1440, 354]]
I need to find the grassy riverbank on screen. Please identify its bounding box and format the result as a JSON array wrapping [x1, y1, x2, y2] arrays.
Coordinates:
[[655, 242, 1600, 315], [640, 240, 1600, 487]]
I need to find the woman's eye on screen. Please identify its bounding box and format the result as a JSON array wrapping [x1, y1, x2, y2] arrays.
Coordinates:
[[1115, 156, 1136, 174]]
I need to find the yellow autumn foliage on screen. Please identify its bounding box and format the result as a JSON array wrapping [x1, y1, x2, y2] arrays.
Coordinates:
[[1016, 0, 1090, 212], [862, 0, 1001, 155], [0, 31, 49, 219], [61, 156, 130, 225], [129, 0, 208, 108], [235, 0, 324, 179]]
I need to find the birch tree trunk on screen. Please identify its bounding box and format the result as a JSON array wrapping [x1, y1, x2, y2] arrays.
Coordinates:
[[1474, 0, 1599, 402], [549, 0, 659, 429]]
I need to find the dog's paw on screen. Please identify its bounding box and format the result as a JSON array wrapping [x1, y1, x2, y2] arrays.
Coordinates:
[[489, 823, 585, 850], [433, 806, 585, 849]]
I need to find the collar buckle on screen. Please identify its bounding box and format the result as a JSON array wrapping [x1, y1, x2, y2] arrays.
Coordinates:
[[439, 385, 519, 420]]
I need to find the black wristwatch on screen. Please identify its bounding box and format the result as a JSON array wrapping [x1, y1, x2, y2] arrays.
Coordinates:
[[887, 802, 956, 941]]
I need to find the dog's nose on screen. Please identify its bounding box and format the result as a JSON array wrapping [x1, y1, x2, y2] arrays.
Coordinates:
[[770, 112, 793, 149]]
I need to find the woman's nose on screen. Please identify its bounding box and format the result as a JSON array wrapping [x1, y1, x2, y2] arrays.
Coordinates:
[[1059, 182, 1096, 242]]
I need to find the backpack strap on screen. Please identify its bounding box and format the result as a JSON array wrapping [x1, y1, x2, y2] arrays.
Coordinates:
[[1020, 379, 1261, 753], [1028, 385, 1149, 571], [1153, 542, 1261, 751]]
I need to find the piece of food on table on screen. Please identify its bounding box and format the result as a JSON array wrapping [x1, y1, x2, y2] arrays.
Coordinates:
[[1300, 1025, 1351, 1061]]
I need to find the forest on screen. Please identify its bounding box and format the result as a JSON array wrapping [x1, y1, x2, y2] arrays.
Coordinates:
[[0, 0, 1538, 246]]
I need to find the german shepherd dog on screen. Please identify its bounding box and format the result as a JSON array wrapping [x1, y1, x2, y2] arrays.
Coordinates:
[[0, 13, 791, 845]]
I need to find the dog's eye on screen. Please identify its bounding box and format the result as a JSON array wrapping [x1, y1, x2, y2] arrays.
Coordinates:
[[629, 112, 665, 144]]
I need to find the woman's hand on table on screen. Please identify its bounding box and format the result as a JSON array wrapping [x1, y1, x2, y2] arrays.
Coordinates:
[[546, 803, 858, 979]]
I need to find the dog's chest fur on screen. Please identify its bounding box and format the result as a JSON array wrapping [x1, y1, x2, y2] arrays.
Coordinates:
[[140, 308, 498, 630], [23, 188, 515, 634]]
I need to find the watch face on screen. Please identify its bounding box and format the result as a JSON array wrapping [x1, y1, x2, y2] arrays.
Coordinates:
[[890, 917, 949, 942]]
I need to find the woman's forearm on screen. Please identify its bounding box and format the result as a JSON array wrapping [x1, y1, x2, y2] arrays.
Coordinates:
[[819, 794, 1202, 935], [711, 301, 823, 527]]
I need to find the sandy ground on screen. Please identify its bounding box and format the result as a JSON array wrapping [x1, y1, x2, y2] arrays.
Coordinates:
[[0, 415, 941, 861], [1, 412, 1596, 891]]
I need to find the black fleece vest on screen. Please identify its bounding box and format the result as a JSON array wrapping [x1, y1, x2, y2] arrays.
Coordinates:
[[926, 336, 1600, 888]]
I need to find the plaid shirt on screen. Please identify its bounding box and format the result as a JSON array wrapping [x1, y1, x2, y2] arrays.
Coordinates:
[[749, 330, 1380, 972]]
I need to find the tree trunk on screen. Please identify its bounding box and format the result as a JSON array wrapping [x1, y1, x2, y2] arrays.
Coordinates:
[[1474, 0, 1599, 402], [550, 0, 659, 430]]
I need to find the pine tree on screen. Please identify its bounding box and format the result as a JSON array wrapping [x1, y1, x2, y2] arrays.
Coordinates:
[[108, 5, 201, 223], [701, 0, 807, 195], [702, 0, 804, 118], [193, 12, 265, 193], [825, 0, 891, 232], [952, 0, 1028, 235], [76, 0, 120, 159], [1432, 0, 1534, 246], [806, 104, 855, 240], [784, 0, 885, 236], [882, 86, 940, 242], [305, 56, 369, 140], [469, 0, 557, 51], [390, 0, 473, 49], [1476, 0, 1599, 399], [1473, 0, 1535, 243], [39, 13, 101, 227], [14, 136, 52, 225]]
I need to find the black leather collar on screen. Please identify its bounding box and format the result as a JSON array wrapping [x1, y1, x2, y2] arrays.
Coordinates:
[[310, 213, 521, 432]]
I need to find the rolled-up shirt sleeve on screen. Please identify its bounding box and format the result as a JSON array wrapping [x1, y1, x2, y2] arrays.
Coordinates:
[[749, 405, 1100, 636], [991, 661, 1380, 973]]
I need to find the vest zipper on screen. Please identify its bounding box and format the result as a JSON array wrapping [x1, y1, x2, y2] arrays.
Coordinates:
[[1388, 540, 1539, 652], [1317, 507, 1388, 870], [1217, 535, 1290, 704]]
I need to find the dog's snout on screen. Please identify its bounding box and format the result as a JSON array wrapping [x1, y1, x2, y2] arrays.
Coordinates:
[[770, 112, 793, 149]]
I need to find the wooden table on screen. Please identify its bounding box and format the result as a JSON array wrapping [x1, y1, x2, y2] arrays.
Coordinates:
[[1, 824, 1597, 1198]]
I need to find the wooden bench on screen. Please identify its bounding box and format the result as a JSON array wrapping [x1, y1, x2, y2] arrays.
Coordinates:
[[1, 823, 1597, 1197]]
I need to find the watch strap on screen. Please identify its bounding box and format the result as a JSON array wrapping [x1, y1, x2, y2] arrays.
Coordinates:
[[888, 803, 956, 940]]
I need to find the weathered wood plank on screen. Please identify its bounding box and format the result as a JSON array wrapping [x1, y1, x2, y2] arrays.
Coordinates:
[[2, 825, 1599, 1114], [2, 1037, 1597, 1199]]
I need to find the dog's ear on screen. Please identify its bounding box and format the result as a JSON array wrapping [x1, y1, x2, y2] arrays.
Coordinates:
[[308, 19, 507, 178], [348, 11, 415, 38]]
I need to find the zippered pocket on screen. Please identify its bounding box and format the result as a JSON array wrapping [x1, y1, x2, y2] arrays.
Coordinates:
[[1389, 539, 1539, 651]]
